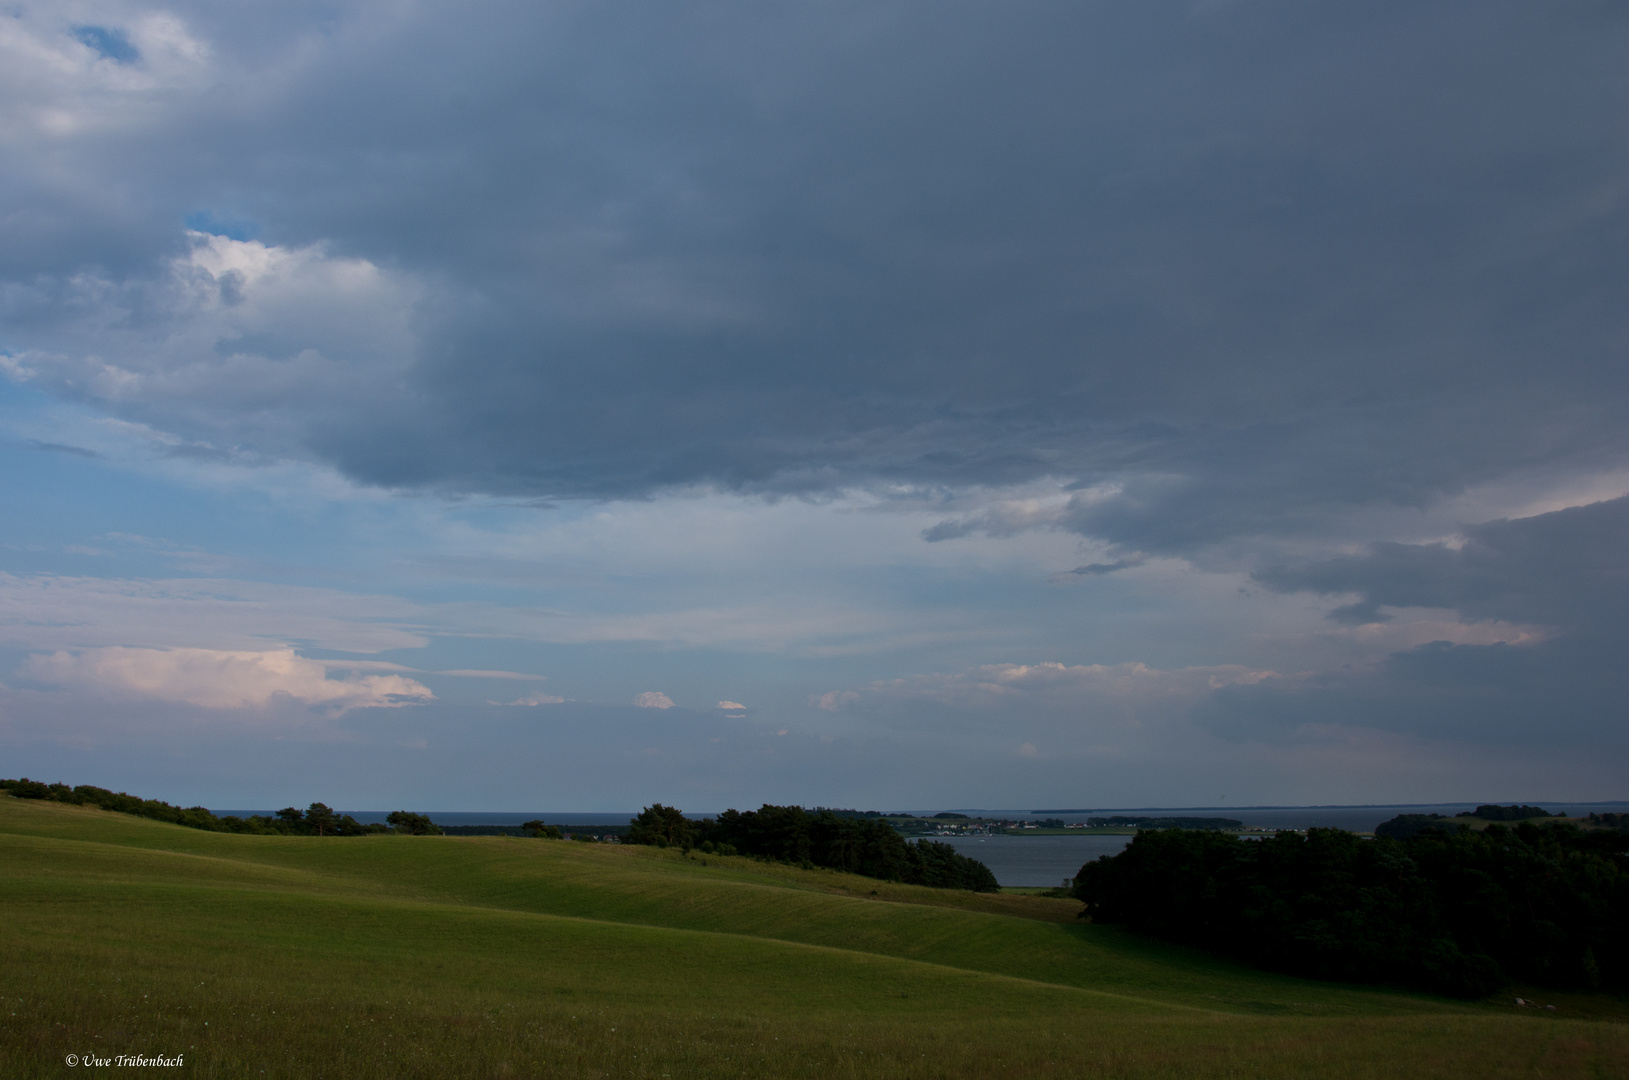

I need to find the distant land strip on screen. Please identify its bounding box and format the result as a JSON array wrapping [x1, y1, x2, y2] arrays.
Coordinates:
[[1032, 802, 1629, 813]]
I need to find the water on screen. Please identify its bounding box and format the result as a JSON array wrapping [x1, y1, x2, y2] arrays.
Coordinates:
[[928, 834, 1132, 888]]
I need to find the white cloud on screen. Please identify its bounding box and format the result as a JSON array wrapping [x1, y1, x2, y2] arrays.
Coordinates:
[[24, 646, 433, 713], [499, 691, 566, 706], [0, 6, 214, 142], [633, 691, 675, 709], [919, 482, 1123, 542], [437, 669, 548, 680], [1310, 610, 1547, 652], [2, 230, 422, 468], [823, 661, 1280, 714]]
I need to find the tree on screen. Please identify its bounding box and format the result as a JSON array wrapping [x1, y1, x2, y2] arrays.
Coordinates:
[[521, 819, 562, 839], [1375, 813, 1453, 840], [626, 804, 696, 848], [1071, 823, 1629, 997], [2, 777, 386, 837], [305, 802, 338, 837], [386, 810, 443, 836], [1458, 804, 1550, 821], [694, 804, 999, 891], [904, 839, 1000, 891]]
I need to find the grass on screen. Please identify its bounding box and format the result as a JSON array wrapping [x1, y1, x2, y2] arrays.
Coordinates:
[[1, 796, 1625, 1078]]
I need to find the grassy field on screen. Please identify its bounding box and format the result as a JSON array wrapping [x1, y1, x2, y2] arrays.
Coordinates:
[[2, 796, 1625, 1078]]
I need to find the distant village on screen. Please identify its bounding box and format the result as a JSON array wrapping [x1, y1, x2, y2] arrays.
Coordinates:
[[853, 812, 1246, 837]]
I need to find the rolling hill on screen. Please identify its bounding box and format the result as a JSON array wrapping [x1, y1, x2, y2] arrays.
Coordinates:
[[1, 795, 1624, 1078]]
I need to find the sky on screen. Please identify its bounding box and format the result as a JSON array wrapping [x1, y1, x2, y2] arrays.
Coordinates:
[[1, 0, 1626, 812]]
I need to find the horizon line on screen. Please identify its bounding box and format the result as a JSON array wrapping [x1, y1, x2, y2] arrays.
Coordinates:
[[204, 798, 1629, 819]]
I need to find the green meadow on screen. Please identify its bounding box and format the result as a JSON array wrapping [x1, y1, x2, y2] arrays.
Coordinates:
[[1, 796, 1624, 1078]]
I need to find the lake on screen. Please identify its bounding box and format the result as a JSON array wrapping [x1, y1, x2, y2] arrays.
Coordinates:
[[927, 834, 1131, 888]]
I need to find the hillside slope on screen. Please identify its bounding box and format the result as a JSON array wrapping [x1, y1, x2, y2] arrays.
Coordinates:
[[2, 796, 1624, 1078]]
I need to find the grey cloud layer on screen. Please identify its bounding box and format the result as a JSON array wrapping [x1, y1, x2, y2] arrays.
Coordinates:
[[1257, 496, 1629, 631], [6, 0, 1629, 777], [822, 495, 1629, 752], [3, 0, 1626, 555], [1204, 496, 1629, 745]]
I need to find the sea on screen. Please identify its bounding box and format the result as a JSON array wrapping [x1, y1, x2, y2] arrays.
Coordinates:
[[211, 801, 1629, 888]]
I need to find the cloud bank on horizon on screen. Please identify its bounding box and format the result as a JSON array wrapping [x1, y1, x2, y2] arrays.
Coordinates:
[[0, 0, 1625, 809]]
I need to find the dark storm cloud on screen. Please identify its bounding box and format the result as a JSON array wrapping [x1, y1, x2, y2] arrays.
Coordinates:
[[1194, 635, 1629, 747], [1256, 495, 1629, 631], [4, 0, 1627, 551], [1199, 497, 1629, 744]]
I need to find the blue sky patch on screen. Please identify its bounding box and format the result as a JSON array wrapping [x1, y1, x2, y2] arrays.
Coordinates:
[[73, 25, 139, 64], [184, 212, 261, 242]]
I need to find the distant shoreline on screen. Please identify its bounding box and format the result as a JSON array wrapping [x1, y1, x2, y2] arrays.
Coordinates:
[[1029, 801, 1629, 813], [210, 800, 1629, 824]]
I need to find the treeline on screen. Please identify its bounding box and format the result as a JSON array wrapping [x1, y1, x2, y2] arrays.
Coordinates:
[[0, 778, 441, 836], [1374, 813, 1452, 840], [1376, 805, 1553, 840], [625, 803, 999, 892], [1073, 821, 1629, 997], [1086, 816, 1243, 830], [1457, 804, 1550, 821]]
